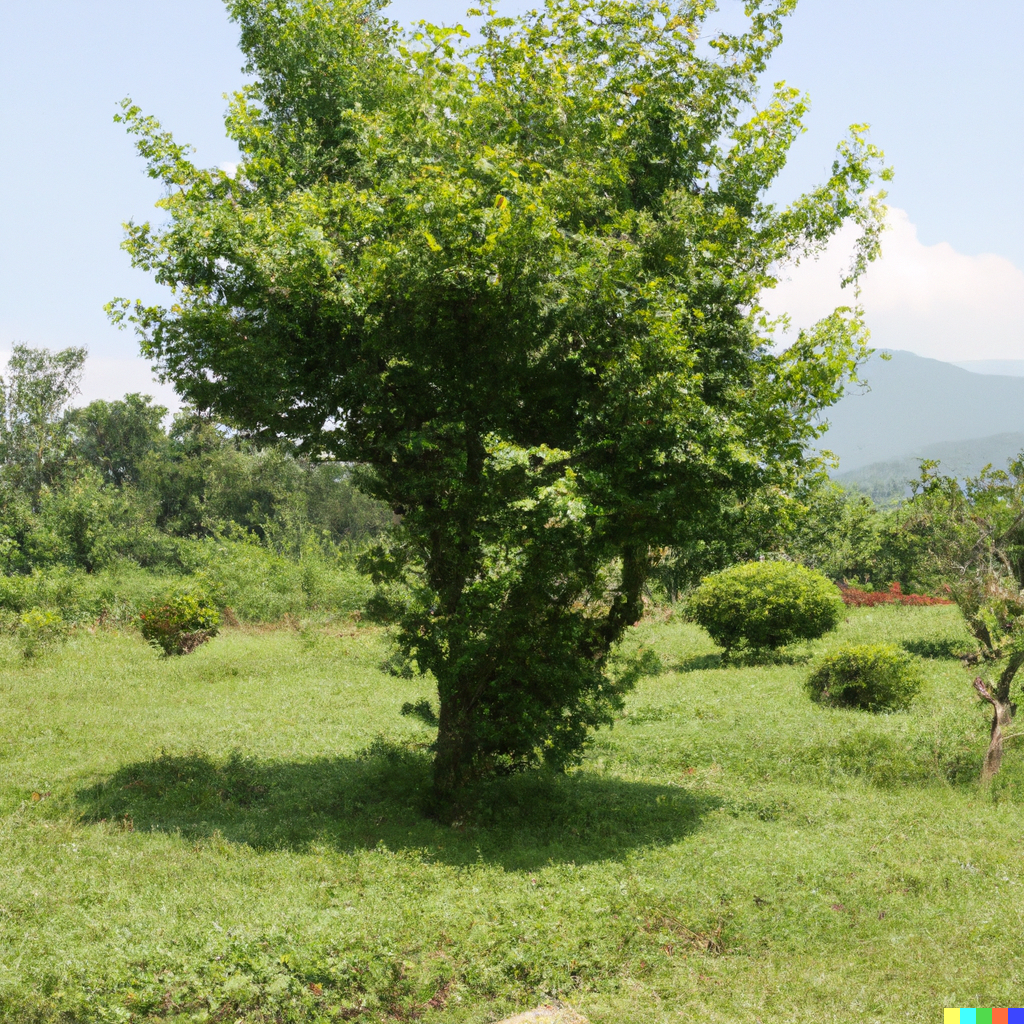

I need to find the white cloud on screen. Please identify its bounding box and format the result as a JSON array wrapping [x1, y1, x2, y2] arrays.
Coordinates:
[[763, 207, 1024, 363], [80, 356, 182, 411]]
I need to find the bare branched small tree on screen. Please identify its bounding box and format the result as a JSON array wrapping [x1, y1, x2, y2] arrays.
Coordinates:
[[906, 460, 1024, 778]]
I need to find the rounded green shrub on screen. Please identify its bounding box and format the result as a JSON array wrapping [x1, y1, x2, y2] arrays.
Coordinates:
[[139, 587, 220, 656], [806, 643, 924, 712], [684, 560, 843, 654], [17, 606, 68, 659]]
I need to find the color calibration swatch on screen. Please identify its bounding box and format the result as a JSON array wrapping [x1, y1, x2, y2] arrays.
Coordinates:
[[944, 1011, 1024, 1023]]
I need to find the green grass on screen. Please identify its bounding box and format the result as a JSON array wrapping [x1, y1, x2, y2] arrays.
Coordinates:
[[1, 606, 1022, 1022]]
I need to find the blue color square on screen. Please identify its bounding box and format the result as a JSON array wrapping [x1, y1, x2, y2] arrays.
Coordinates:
[[961, 1011, 976, 1024], [1008, 1010, 1024, 1023]]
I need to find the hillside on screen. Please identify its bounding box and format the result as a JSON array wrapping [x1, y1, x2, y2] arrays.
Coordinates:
[[835, 431, 1024, 502], [819, 350, 1024, 477]]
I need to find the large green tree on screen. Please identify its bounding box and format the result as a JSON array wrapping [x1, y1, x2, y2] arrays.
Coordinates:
[[111, 0, 888, 804]]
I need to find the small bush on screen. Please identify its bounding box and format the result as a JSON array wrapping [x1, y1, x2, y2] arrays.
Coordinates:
[[139, 587, 220, 656], [806, 643, 924, 712], [684, 561, 843, 654], [16, 606, 69, 658]]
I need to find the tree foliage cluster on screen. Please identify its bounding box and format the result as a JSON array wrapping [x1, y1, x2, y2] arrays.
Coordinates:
[[651, 478, 951, 602], [0, 344, 390, 577]]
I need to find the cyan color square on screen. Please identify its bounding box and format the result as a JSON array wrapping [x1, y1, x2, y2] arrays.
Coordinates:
[[960, 1011, 976, 1024]]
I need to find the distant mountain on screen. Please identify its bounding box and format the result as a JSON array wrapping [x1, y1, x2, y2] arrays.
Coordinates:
[[952, 359, 1024, 377], [834, 431, 1024, 502], [819, 350, 1024, 475]]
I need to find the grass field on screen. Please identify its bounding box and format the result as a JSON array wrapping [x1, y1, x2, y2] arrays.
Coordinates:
[[1, 606, 1023, 1022]]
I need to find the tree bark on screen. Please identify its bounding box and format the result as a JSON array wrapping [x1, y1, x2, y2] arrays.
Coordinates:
[[974, 676, 1015, 780], [427, 426, 486, 812], [432, 693, 467, 813], [601, 544, 649, 646]]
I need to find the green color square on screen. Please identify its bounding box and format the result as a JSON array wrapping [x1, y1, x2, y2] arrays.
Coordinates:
[[978, 1010, 994, 1024]]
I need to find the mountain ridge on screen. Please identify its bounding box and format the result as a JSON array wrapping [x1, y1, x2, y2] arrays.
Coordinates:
[[833, 431, 1024, 502], [819, 350, 1024, 476]]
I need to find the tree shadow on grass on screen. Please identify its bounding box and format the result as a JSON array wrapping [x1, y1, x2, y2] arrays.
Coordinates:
[[670, 652, 724, 672], [669, 648, 813, 673], [900, 636, 975, 660], [74, 741, 718, 871], [725, 648, 815, 668]]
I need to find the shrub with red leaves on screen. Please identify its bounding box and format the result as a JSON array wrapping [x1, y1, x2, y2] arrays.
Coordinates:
[[838, 581, 951, 608]]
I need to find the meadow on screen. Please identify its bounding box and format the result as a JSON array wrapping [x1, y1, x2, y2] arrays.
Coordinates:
[[1, 605, 1022, 1023]]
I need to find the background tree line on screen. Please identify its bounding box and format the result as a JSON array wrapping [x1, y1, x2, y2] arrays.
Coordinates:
[[0, 344, 391, 577], [652, 476, 951, 602], [0, 343, 966, 606]]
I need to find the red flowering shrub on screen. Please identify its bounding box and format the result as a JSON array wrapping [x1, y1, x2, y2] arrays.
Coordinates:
[[838, 581, 951, 608]]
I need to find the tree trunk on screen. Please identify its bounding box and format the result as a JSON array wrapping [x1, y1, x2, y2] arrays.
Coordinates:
[[984, 698, 1013, 779], [973, 676, 1016, 780], [431, 662, 496, 814], [601, 544, 649, 646], [431, 689, 472, 816], [426, 426, 487, 814]]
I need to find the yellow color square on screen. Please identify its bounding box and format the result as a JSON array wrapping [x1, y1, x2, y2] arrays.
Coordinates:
[[945, 1011, 960, 1024]]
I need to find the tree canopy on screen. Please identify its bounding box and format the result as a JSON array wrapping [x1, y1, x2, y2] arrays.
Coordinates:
[[65, 393, 168, 488], [0, 343, 86, 503], [111, 0, 889, 805]]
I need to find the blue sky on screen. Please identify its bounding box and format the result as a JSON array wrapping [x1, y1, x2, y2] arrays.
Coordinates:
[[2, 0, 1023, 404]]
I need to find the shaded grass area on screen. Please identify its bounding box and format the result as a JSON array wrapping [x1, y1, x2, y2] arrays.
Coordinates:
[[1, 607, 1024, 1022], [75, 747, 715, 870]]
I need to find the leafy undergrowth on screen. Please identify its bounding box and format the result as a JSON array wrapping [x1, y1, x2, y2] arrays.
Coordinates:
[[0, 606, 1022, 1022]]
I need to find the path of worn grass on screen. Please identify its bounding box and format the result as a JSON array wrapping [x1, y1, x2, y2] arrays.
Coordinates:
[[1, 607, 1022, 1022]]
